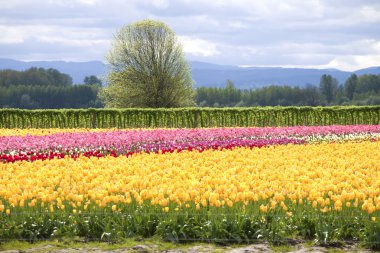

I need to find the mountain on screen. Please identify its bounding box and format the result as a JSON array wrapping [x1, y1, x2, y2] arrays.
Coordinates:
[[190, 62, 353, 89], [1, 58, 379, 88], [354, 66, 380, 76]]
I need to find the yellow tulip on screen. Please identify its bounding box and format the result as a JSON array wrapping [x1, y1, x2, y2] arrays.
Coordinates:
[[0, 139, 379, 216]]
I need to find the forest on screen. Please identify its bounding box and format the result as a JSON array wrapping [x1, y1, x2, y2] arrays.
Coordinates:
[[0, 68, 102, 108]]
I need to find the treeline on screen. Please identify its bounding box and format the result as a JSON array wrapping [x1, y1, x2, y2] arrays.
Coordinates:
[[0, 85, 101, 109], [196, 74, 380, 107], [0, 67, 72, 87], [0, 68, 102, 108], [1, 67, 380, 109]]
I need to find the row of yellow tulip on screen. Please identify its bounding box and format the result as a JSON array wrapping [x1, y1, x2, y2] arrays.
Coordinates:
[[1, 141, 379, 216]]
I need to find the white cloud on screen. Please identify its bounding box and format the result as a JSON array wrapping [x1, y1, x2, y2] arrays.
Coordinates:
[[323, 55, 380, 71], [264, 40, 380, 56], [77, 0, 100, 5], [360, 6, 380, 23], [317, 39, 380, 71], [0, 26, 25, 44], [0, 0, 379, 70], [38, 36, 110, 47], [0, 0, 31, 8], [196, 0, 326, 20], [227, 21, 249, 30], [179, 36, 220, 57], [140, 0, 170, 9], [46, 0, 100, 7]]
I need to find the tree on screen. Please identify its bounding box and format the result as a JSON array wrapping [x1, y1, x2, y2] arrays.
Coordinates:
[[344, 74, 357, 100], [84, 75, 102, 86], [303, 85, 321, 106], [356, 74, 380, 94], [100, 19, 194, 108], [224, 80, 241, 106], [319, 74, 338, 104], [20, 94, 38, 109]]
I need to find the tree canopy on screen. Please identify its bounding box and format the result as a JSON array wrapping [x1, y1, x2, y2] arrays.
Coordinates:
[[100, 19, 194, 108], [319, 74, 338, 104], [84, 75, 102, 86], [0, 67, 72, 87]]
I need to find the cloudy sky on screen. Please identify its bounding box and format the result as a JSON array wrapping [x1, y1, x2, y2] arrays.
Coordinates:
[[0, 0, 379, 71]]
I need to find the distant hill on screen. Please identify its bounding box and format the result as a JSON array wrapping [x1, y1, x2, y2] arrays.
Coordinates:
[[190, 62, 353, 89], [354, 66, 380, 76], [1, 58, 379, 88]]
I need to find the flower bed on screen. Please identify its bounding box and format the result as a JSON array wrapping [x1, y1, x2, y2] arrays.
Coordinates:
[[0, 126, 379, 248]]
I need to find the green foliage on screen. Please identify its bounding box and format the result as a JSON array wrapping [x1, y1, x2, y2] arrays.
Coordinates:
[[84, 75, 102, 86], [196, 74, 380, 107], [0, 67, 103, 109], [363, 220, 380, 250], [196, 83, 322, 107], [356, 74, 380, 94], [0, 106, 379, 128], [0, 67, 72, 87], [344, 74, 357, 100], [0, 85, 102, 109], [0, 203, 378, 248], [101, 19, 194, 108], [319, 74, 339, 104]]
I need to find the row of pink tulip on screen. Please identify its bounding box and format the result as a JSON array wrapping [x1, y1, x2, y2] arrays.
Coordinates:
[[0, 125, 379, 162], [1, 138, 305, 163]]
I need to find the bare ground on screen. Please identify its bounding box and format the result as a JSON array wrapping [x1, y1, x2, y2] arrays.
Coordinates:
[[0, 241, 373, 253]]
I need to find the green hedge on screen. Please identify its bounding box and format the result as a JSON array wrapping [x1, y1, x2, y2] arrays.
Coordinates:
[[0, 106, 379, 128]]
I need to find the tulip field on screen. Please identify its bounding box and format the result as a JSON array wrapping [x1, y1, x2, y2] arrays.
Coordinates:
[[0, 125, 380, 249]]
